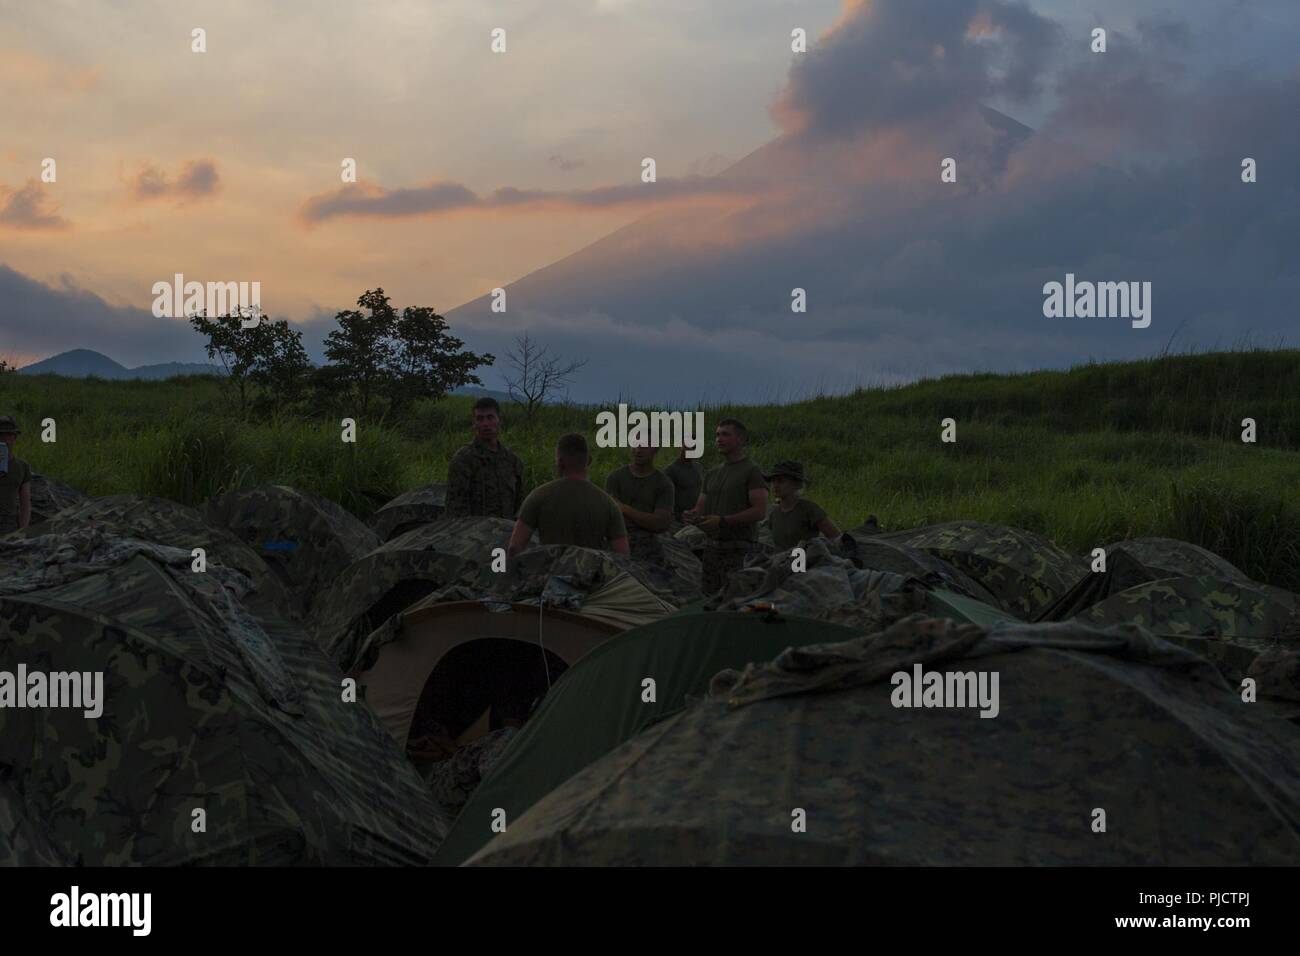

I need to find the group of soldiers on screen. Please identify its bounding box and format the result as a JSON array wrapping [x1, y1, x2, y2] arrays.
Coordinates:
[[0, 400, 845, 597], [447, 398, 841, 594]]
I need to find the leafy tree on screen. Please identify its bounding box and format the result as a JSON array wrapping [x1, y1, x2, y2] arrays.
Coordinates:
[[189, 307, 265, 414], [191, 308, 312, 415], [324, 289, 493, 416], [323, 289, 397, 418], [389, 306, 494, 412], [250, 318, 313, 409]]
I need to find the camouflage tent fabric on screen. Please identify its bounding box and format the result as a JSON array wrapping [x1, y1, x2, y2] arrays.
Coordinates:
[[370, 483, 448, 541], [343, 545, 683, 674], [1069, 575, 1300, 681], [705, 537, 931, 630], [1035, 549, 1160, 622], [1107, 537, 1252, 584], [205, 485, 380, 614], [27, 473, 87, 525], [469, 615, 1300, 866], [14, 494, 294, 621], [308, 517, 510, 670], [875, 521, 1086, 619], [0, 539, 447, 865], [423, 726, 519, 815], [704, 538, 1013, 631], [314, 518, 693, 671], [833, 531, 1002, 607]]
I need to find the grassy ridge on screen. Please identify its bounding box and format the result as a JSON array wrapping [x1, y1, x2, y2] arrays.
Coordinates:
[[4, 349, 1299, 589]]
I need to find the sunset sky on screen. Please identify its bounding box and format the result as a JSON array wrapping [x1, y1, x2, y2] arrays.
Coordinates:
[[2, 0, 1297, 401]]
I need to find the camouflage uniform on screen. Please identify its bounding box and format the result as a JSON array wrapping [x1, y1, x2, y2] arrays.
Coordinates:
[[701, 542, 754, 598], [445, 438, 525, 519]]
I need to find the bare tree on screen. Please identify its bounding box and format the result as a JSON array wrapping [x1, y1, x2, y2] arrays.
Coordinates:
[[503, 333, 587, 421]]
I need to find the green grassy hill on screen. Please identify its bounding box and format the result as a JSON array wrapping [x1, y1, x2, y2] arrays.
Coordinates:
[[4, 349, 1298, 589]]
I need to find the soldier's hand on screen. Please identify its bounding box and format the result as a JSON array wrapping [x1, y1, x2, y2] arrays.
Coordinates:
[[697, 515, 721, 531], [683, 509, 700, 524]]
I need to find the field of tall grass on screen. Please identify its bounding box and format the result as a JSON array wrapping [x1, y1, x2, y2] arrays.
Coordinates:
[[4, 348, 1299, 589]]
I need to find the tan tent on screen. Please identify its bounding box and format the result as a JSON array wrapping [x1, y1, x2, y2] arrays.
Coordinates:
[[358, 576, 674, 755]]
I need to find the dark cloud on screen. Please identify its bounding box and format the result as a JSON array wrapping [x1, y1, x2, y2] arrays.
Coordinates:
[[128, 159, 221, 201], [772, 0, 1060, 140], [0, 180, 70, 230], [298, 175, 753, 224]]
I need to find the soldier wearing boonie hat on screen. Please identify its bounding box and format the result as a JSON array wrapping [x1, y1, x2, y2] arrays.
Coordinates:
[[764, 459, 840, 551], [0, 414, 32, 534]]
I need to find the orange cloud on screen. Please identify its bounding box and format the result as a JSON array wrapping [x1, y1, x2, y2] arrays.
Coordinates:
[[0, 50, 100, 93]]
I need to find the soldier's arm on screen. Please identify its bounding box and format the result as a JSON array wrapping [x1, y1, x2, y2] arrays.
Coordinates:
[[682, 492, 707, 523], [512, 457, 525, 516], [610, 535, 630, 555], [622, 505, 671, 533], [444, 450, 473, 517], [18, 479, 31, 530], [726, 487, 769, 527], [507, 520, 533, 558], [817, 516, 841, 539]]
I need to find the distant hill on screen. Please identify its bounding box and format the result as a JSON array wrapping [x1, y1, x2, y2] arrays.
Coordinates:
[[16, 348, 515, 402], [20, 350, 221, 380]]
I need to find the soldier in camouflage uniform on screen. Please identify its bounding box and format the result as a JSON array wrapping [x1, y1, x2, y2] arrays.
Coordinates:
[[605, 441, 674, 565], [445, 397, 526, 519], [684, 418, 768, 596], [0, 415, 32, 535]]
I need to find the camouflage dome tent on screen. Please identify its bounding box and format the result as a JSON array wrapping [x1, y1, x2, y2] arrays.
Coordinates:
[[310, 517, 517, 669], [1037, 537, 1256, 622], [205, 484, 380, 616], [1070, 575, 1300, 681], [468, 615, 1300, 866], [0, 529, 447, 864], [369, 483, 447, 541], [875, 520, 1086, 619], [314, 518, 692, 671], [27, 473, 87, 525], [434, 611, 862, 866], [14, 494, 294, 621]]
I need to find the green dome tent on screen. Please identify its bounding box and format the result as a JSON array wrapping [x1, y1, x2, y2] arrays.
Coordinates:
[[468, 615, 1300, 866], [0, 531, 446, 865], [433, 611, 863, 866], [206, 485, 380, 616]]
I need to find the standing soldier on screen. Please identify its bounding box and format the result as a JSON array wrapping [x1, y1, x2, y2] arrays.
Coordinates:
[[662, 445, 703, 523], [684, 418, 767, 595], [445, 397, 526, 519], [605, 441, 674, 563], [765, 460, 840, 549], [508, 434, 628, 556], [0, 415, 32, 535]]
